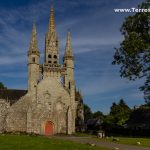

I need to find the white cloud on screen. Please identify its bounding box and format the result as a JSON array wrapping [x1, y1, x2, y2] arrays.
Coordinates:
[[80, 71, 143, 98], [0, 56, 26, 65], [0, 0, 145, 113], [0, 72, 27, 78]]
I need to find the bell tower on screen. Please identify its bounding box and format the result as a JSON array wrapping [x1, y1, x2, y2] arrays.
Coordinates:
[[45, 6, 59, 65], [42, 6, 61, 79]]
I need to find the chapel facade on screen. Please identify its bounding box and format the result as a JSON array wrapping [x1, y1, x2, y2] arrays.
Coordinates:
[[0, 6, 84, 135]]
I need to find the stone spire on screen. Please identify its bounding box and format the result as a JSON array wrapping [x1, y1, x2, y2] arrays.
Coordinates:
[[64, 31, 73, 57], [45, 5, 59, 65], [48, 5, 55, 33], [29, 23, 39, 52]]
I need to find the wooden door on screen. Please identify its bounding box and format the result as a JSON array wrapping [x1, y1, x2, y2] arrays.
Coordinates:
[[45, 121, 53, 135]]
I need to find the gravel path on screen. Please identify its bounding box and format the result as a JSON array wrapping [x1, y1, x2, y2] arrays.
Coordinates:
[[53, 136, 150, 150]]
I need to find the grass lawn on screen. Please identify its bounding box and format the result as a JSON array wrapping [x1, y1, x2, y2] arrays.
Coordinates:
[[73, 132, 94, 137], [95, 136, 150, 148], [74, 132, 150, 147], [0, 134, 110, 150]]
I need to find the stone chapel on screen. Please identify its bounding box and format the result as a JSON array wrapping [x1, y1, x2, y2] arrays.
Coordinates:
[[0, 6, 84, 135]]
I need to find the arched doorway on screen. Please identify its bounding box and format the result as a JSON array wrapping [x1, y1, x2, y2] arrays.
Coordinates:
[[44, 121, 54, 135]]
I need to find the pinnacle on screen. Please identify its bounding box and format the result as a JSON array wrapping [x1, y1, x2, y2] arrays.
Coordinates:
[[64, 31, 73, 57], [29, 23, 39, 52], [48, 5, 55, 32], [67, 31, 72, 49]]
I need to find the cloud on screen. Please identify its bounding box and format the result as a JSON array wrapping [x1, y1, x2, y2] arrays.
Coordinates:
[[0, 0, 145, 113], [0, 0, 125, 58], [0, 0, 50, 23], [80, 73, 143, 97], [0, 56, 26, 65], [0, 72, 27, 78]]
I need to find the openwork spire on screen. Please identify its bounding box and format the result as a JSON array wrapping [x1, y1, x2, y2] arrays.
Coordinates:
[[48, 5, 55, 32], [29, 23, 39, 52], [64, 31, 73, 57]]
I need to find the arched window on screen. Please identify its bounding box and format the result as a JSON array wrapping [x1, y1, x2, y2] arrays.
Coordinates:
[[54, 55, 57, 59], [54, 61, 57, 64], [48, 54, 51, 58], [48, 61, 51, 63]]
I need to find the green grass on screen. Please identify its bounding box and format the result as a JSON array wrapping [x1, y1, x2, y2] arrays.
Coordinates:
[[69, 132, 150, 148], [73, 132, 94, 137], [0, 134, 110, 150], [95, 136, 150, 147]]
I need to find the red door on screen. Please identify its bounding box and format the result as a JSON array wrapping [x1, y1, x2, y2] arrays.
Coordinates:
[[45, 121, 53, 135]]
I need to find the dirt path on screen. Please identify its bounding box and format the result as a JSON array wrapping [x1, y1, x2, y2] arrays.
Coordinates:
[[53, 136, 150, 150]]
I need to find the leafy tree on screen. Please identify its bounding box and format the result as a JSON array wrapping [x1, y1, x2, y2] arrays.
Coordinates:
[[0, 82, 5, 89], [110, 102, 118, 115], [127, 105, 150, 128], [93, 111, 104, 119], [117, 99, 131, 126], [84, 104, 93, 122], [84, 105, 104, 122], [104, 99, 131, 126], [113, 0, 150, 104]]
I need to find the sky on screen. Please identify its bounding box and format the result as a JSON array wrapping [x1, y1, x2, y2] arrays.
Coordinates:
[[0, 0, 145, 114]]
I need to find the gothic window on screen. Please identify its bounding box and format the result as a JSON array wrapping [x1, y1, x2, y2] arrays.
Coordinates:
[[54, 55, 57, 59], [32, 57, 35, 62], [48, 61, 51, 63], [54, 61, 57, 64]]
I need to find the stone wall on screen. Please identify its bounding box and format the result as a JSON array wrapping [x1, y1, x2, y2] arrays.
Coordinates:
[[0, 99, 10, 132], [3, 77, 76, 135], [6, 94, 31, 132], [0, 84, 83, 135]]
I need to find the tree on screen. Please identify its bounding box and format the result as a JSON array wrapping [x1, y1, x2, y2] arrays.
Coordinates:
[[113, 0, 150, 104], [104, 99, 131, 126], [110, 102, 118, 115], [127, 105, 150, 129], [117, 99, 131, 126], [93, 111, 104, 119], [84, 104, 93, 122], [0, 82, 5, 89]]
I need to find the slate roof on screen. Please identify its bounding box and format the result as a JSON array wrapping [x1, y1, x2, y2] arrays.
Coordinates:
[[0, 89, 82, 105], [86, 118, 102, 126], [0, 89, 27, 105]]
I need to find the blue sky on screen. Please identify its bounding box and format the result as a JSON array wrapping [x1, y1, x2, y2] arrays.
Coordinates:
[[0, 0, 145, 114]]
